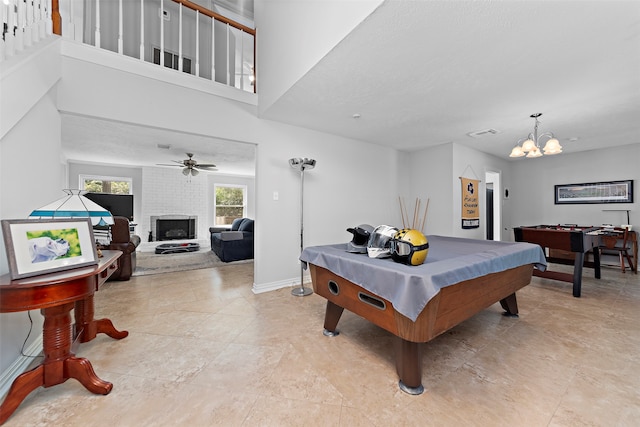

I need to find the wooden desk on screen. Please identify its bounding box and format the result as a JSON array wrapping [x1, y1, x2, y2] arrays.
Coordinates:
[[0, 251, 127, 425]]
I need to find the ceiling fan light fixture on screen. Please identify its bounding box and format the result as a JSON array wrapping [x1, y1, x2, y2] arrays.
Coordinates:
[[182, 168, 190, 176]]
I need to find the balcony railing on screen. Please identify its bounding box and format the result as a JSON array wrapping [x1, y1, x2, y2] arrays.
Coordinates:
[[1, 0, 256, 93], [0, 0, 53, 60]]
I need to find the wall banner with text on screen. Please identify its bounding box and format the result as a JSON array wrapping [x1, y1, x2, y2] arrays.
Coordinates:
[[460, 177, 480, 229]]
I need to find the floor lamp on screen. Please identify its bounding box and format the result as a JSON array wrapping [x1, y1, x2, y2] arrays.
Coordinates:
[[289, 157, 316, 297]]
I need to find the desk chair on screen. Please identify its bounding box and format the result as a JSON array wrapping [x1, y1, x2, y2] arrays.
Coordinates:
[[600, 228, 634, 273]]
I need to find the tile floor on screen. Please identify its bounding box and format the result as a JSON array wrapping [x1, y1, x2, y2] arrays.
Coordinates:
[[3, 261, 639, 426]]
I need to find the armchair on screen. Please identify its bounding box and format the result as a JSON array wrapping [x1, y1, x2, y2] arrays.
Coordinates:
[[106, 216, 141, 280]]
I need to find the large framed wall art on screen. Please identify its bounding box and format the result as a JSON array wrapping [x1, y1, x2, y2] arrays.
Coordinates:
[[554, 180, 633, 205]]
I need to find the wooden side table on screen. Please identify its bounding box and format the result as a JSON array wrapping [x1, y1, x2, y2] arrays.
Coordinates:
[[0, 251, 127, 425]]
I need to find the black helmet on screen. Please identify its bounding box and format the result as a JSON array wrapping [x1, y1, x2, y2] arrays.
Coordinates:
[[346, 224, 374, 253]]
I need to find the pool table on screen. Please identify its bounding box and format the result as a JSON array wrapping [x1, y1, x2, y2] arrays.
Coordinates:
[[513, 225, 601, 297], [301, 236, 546, 394]]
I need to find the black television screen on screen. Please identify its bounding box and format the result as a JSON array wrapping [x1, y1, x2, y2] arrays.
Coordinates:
[[85, 192, 134, 222]]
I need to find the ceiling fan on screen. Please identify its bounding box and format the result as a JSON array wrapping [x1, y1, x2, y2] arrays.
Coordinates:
[[158, 152, 217, 176]]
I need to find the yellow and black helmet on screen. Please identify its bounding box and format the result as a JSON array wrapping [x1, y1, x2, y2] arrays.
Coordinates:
[[390, 229, 429, 266]]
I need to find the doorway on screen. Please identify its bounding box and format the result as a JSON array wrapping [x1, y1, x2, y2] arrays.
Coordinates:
[[485, 171, 501, 241]]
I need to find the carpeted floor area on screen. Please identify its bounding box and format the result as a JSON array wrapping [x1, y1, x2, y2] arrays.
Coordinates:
[[133, 249, 252, 276]]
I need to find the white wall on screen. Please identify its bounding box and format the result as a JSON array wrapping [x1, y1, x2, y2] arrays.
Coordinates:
[[405, 143, 454, 235], [0, 37, 61, 139], [404, 143, 514, 241], [0, 83, 64, 379], [406, 141, 640, 245], [254, 121, 399, 289], [506, 144, 640, 232], [451, 143, 513, 240], [406, 142, 640, 244]]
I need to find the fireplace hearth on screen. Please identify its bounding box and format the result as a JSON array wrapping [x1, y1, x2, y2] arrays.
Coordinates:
[[151, 215, 197, 241]]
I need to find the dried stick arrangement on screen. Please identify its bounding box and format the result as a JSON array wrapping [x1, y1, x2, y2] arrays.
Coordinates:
[[398, 196, 430, 232]]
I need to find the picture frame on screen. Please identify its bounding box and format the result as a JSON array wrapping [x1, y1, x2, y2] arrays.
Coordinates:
[[554, 180, 634, 205], [1, 218, 99, 280]]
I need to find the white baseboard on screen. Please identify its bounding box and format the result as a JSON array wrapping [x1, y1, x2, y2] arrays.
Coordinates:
[[252, 274, 311, 294], [0, 335, 43, 400]]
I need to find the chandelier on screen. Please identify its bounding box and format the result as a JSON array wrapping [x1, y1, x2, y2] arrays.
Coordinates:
[[509, 113, 562, 158]]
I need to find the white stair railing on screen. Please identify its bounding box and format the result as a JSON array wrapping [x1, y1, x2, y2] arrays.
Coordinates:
[[1, 0, 53, 63]]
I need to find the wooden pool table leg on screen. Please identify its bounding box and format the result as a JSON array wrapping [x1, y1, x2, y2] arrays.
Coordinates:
[[322, 300, 344, 337], [499, 293, 519, 318], [395, 338, 424, 395]]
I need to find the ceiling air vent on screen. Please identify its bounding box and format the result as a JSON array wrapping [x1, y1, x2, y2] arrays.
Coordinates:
[[467, 128, 501, 138]]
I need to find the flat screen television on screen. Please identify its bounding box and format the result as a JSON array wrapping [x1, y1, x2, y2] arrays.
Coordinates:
[[84, 192, 134, 222]]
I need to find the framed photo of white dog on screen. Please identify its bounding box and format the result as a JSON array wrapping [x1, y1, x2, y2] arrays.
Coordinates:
[[1, 218, 99, 280]]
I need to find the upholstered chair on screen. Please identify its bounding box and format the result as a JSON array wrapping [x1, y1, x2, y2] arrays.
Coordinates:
[[107, 216, 141, 280]]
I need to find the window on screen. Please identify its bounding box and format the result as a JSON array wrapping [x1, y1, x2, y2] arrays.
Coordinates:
[[80, 175, 132, 194], [153, 48, 192, 74], [214, 184, 246, 225]]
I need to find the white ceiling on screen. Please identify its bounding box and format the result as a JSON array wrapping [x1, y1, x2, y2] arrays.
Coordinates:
[[62, 114, 257, 176], [262, 0, 640, 159], [62, 1, 639, 172]]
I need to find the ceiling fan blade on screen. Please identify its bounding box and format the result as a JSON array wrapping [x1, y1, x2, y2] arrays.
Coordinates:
[[159, 154, 217, 173]]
